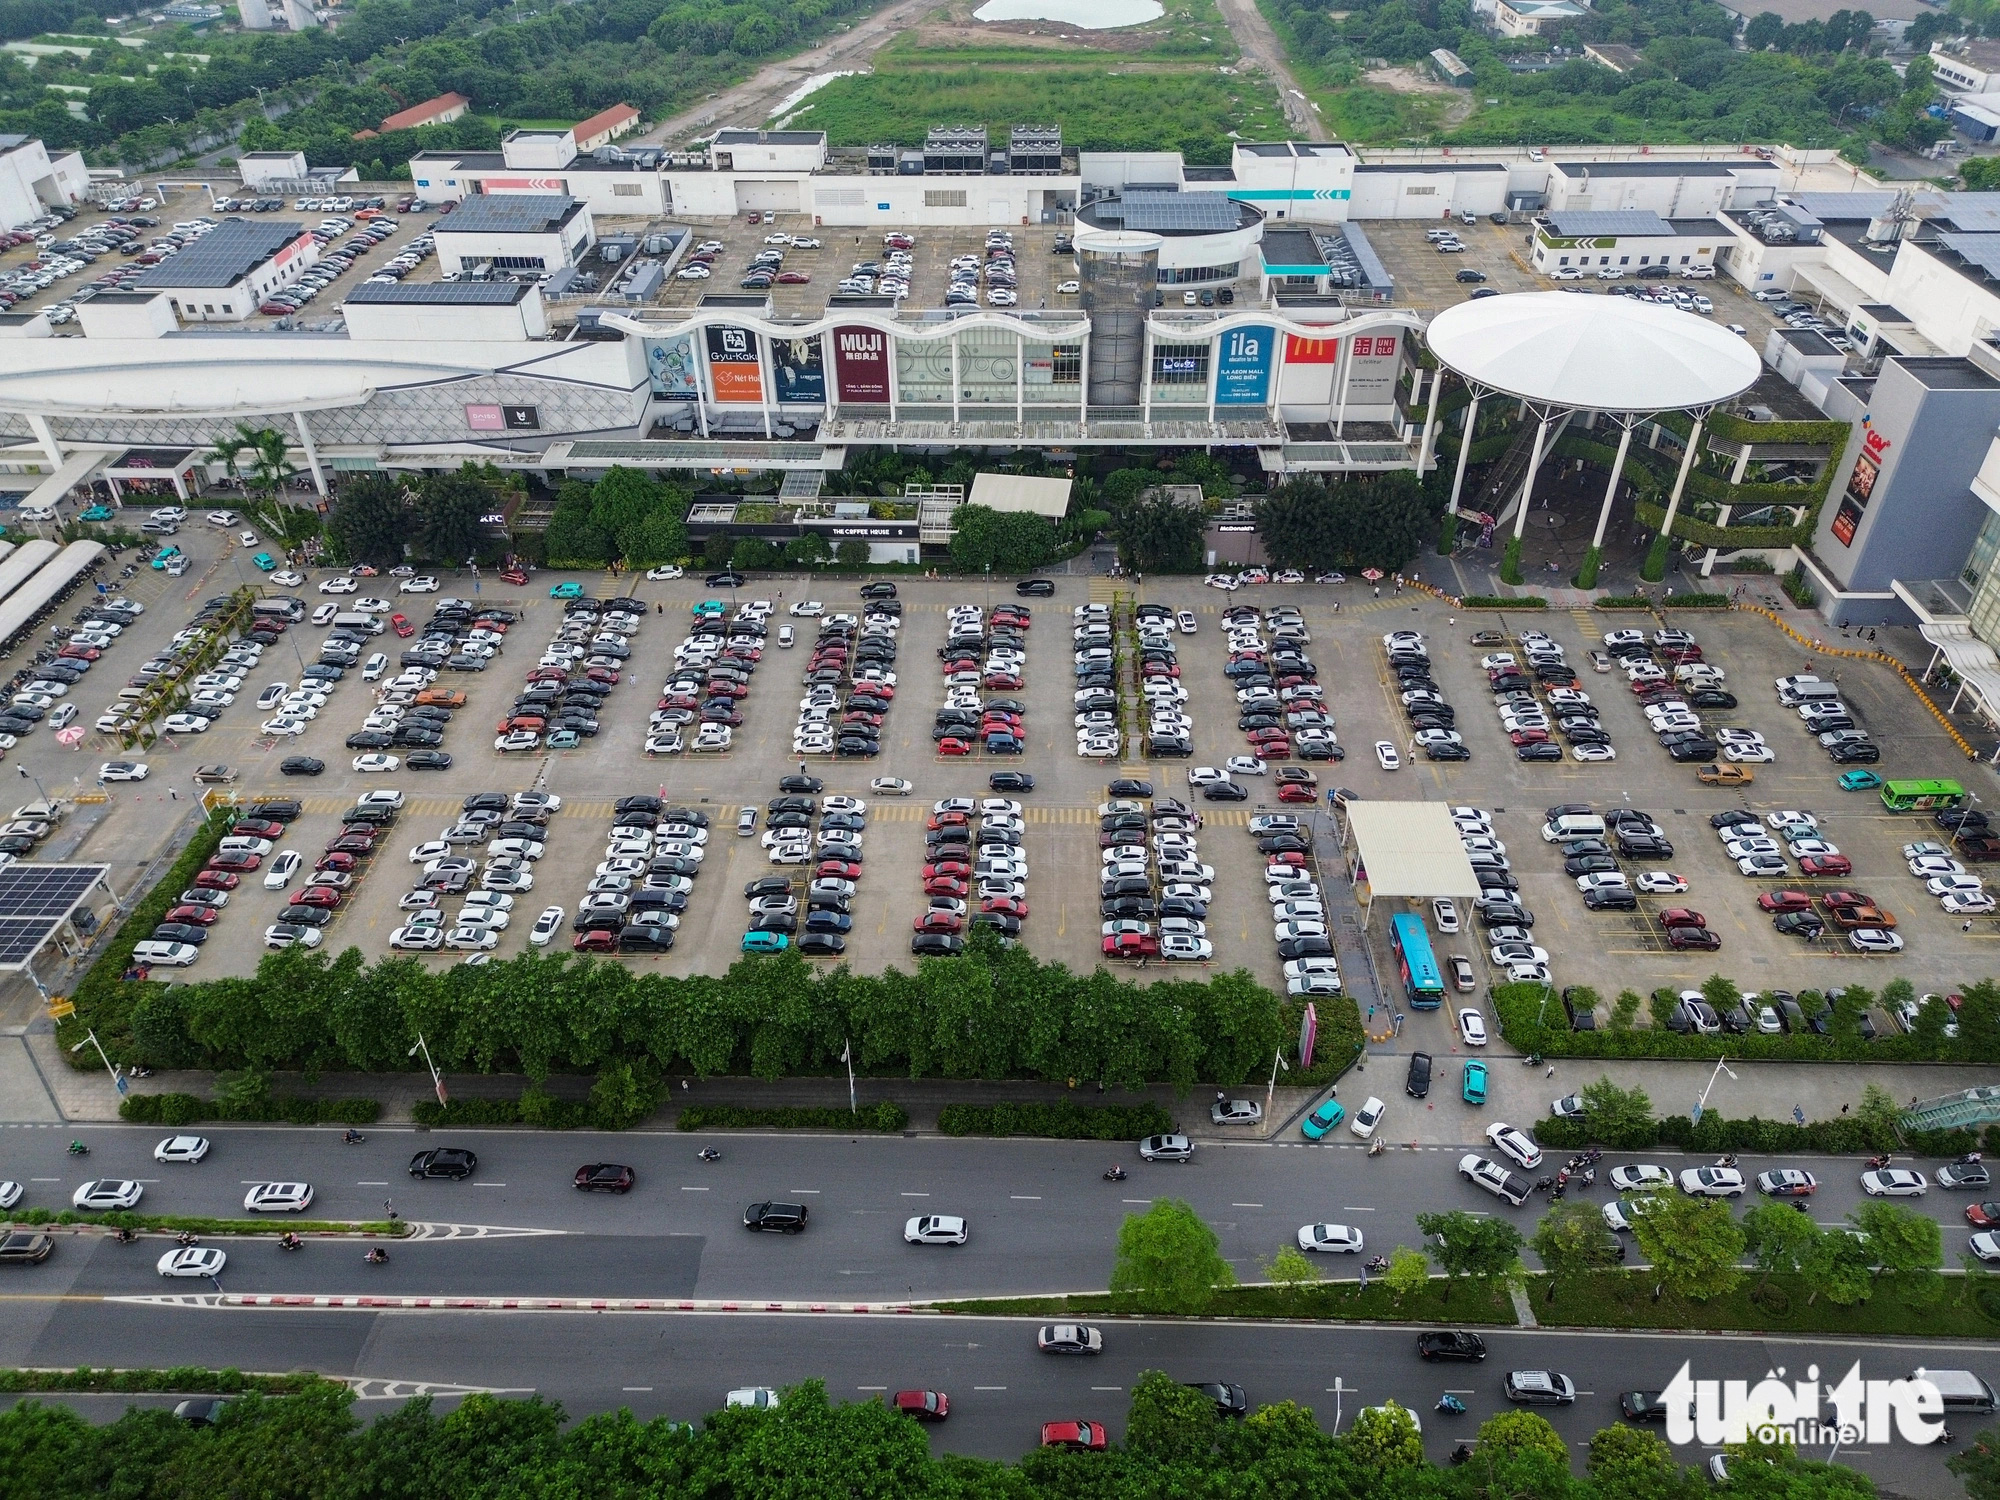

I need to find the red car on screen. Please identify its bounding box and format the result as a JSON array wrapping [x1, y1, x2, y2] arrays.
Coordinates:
[[573, 930, 617, 952], [1818, 890, 1875, 909], [584, 668, 620, 685], [775, 271, 812, 284], [922, 861, 970, 880], [816, 861, 863, 881], [326, 834, 376, 855], [938, 738, 971, 756], [1103, 932, 1158, 958], [192, 870, 240, 891], [927, 812, 968, 830], [1757, 890, 1814, 913], [230, 819, 285, 840], [500, 568, 528, 585], [390, 613, 414, 638], [981, 896, 1028, 918], [1041, 1421, 1107, 1451], [58, 645, 100, 661], [1658, 908, 1707, 929], [924, 876, 968, 898], [207, 851, 261, 872], [163, 904, 218, 926], [913, 911, 963, 934], [1251, 739, 1292, 760], [892, 1389, 949, 1422], [1508, 728, 1550, 745], [1267, 850, 1309, 870], [315, 852, 358, 872], [983, 675, 1023, 691], [1666, 926, 1721, 951], [290, 886, 342, 908], [1800, 854, 1853, 878], [1966, 1202, 2000, 1228], [1277, 783, 1316, 804]]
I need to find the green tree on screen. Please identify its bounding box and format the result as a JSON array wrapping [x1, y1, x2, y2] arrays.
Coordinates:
[[413, 466, 494, 563], [1610, 989, 1643, 1033], [732, 537, 778, 571], [1949, 1431, 2000, 1500], [1124, 1369, 1219, 1464], [624, 509, 688, 567], [1809, 1219, 1876, 1306], [1742, 1199, 1823, 1298], [1262, 1242, 1322, 1303], [1964, 157, 2000, 192], [587, 466, 661, 556], [1581, 1075, 1655, 1149], [1258, 478, 1348, 570], [947, 504, 1057, 574], [1532, 1200, 1622, 1302], [1338, 470, 1435, 572], [1853, 1081, 1903, 1144], [835, 538, 870, 567], [703, 531, 735, 569], [1344, 1401, 1423, 1470], [207, 422, 297, 509], [1383, 1245, 1430, 1303], [324, 473, 409, 570], [1851, 1200, 1944, 1304], [1112, 493, 1206, 573], [1416, 1209, 1522, 1301], [1587, 1423, 1692, 1496], [1648, 987, 1678, 1029], [1700, 973, 1741, 1018], [1631, 1193, 1744, 1302], [783, 533, 830, 567], [1109, 1199, 1235, 1313], [1744, 10, 1785, 48], [541, 481, 611, 567], [1477, 1408, 1572, 1466]]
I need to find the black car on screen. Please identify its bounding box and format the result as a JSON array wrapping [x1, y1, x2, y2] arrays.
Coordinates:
[[409, 1147, 477, 1180], [1200, 781, 1249, 803], [989, 772, 1035, 792], [574, 1163, 636, 1193], [744, 1201, 809, 1233], [1829, 741, 1880, 764], [911, 933, 964, 956], [1184, 1381, 1249, 1417], [1015, 578, 1055, 596], [705, 571, 748, 587], [1517, 742, 1564, 762], [1620, 1390, 1686, 1423], [247, 799, 302, 823], [859, 582, 897, 599], [1455, 268, 1489, 283], [346, 731, 394, 749], [1583, 889, 1638, 912], [1417, 1330, 1488, 1362], [799, 933, 846, 956], [406, 751, 453, 770], [1406, 1051, 1433, 1099], [1667, 740, 1720, 762], [1688, 689, 1737, 709], [0, 1230, 53, 1263], [1108, 778, 1154, 798], [279, 756, 324, 776], [1564, 854, 1618, 877], [1276, 935, 1334, 961], [1478, 902, 1532, 928], [619, 926, 675, 951], [1774, 911, 1825, 939]]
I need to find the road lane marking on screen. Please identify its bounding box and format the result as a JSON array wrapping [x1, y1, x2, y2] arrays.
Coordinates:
[[1122, 1199, 1151, 1204], [1091, 1386, 1123, 1392], [788, 1189, 820, 1194], [857, 1385, 887, 1390], [623, 1386, 653, 1392], [1231, 1203, 1262, 1208], [1010, 1195, 1041, 1200], [681, 1186, 709, 1192], [29, 1177, 59, 1182], [358, 1181, 389, 1186], [1341, 1206, 1377, 1212], [974, 1385, 1006, 1391], [900, 1192, 928, 1197], [475, 1182, 507, 1187]]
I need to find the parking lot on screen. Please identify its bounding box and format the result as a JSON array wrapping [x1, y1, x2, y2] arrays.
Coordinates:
[[33, 549, 1985, 1061]]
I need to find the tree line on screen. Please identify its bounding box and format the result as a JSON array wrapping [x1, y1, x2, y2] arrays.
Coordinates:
[[324, 464, 519, 571], [0, 1369, 1896, 1498]]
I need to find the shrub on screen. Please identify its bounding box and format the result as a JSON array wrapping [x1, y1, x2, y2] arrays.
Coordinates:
[[937, 1101, 1174, 1139], [678, 1102, 908, 1132], [1730, 555, 1776, 573], [118, 1092, 378, 1125], [1595, 596, 1653, 609], [1783, 564, 1818, 608], [1659, 593, 1731, 608], [1459, 595, 1547, 608]]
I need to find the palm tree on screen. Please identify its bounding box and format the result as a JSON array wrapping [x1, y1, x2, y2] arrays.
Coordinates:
[[206, 424, 298, 538]]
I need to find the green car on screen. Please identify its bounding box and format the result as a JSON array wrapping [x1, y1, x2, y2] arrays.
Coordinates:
[[1462, 1060, 1488, 1105], [546, 728, 581, 749], [1838, 769, 1883, 791], [149, 545, 182, 569], [549, 581, 585, 599], [741, 930, 789, 953], [693, 599, 725, 617], [251, 552, 276, 571], [79, 505, 114, 522], [1300, 1098, 1346, 1139]]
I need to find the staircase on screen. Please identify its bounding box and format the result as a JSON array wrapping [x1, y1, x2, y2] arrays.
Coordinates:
[[1485, 412, 1574, 528]]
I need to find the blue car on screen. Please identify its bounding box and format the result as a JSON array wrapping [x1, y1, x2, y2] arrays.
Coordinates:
[[1301, 1098, 1346, 1139], [741, 930, 789, 953], [1838, 769, 1883, 791], [1462, 1060, 1488, 1105]]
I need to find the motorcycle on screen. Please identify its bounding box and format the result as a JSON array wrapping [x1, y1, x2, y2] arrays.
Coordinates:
[[1534, 1176, 1555, 1194], [128, 1064, 152, 1080], [175, 1231, 199, 1249], [1367, 1136, 1385, 1157], [278, 1233, 303, 1252], [1364, 1255, 1389, 1273], [1715, 1154, 1738, 1169], [1866, 1153, 1892, 1170], [342, 1129, 366, 1145], [696, 1148, 722, 1163], [66, 1140, 88, 1156], [1104, 1166, 1128, 1182], [364, 1247, 389, 1265], [1522, 1053, 1543, 1068], [1436, 1394, 1467, 1415], [1451, 1443, 1475, 1465]]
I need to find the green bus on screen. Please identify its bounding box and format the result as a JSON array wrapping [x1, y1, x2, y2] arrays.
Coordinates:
[[1880, 779, 1969, 812]]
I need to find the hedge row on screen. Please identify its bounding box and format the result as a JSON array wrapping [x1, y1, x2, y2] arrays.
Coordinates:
[[118, 1092, 378, 1126], [1460, 595, 1547, 609], [409, 1070, 661, 1131], [65, 809, 231, 1065], [6, 1208, 401, 1235], [1658, 593, 1733, 608], [678, 1102, 909, 1133], [1595, 596, 1653, 609], [0, 1367, 333, 1395], [936, 1101, 1175, 1139], [1536, 1108, 1995, 1159]]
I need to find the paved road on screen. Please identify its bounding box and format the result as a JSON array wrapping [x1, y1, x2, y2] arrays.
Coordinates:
[[2, 1297, 1985, 1494], [8, 1126, 1994, 1299]]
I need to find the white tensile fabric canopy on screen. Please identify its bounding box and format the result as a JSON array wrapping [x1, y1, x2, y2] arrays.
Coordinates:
[[1343, 801, 1481, 900], [1424, 290, 1761, 413]]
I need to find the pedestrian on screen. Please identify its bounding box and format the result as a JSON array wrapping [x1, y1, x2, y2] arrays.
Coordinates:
[[656, 602, 663, 614], [1965, 918, 1975, 933], [1841, 1103, 1850, 1115], [1546, 1063, 1555, 1078], [168, 788, 176, 800], [1373, 585, 1380, 598]]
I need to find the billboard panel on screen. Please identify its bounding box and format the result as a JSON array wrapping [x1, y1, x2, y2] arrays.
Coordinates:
[[831, 324, 890, 403], [645, 334, 700, 400], [1833, 425, 1891, 549], [1214, 325, 1275, 406], [705, 325, 763, 404], [1284, 334, 1338, 364], [769, 333, 827, 405], [1343, 332, 1402, 405]]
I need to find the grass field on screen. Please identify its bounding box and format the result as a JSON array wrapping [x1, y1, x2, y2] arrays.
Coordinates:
[[784, 0, 1285, 163]]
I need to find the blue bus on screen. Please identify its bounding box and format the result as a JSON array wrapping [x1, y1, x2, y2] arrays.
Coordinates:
[[1390, 912, 1445, 1009]]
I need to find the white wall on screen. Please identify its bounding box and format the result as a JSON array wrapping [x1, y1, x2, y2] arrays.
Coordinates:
[[340, 294, 547, 342], [1545, 165, 1778, 218], [0, 139, 80, 231], [712, 137, 827, 173], [1349, 168, 1507, 219], [807, 175, 1078, 227], [1883, 238, 2000, 356], [1078, 152, 1187, 191], [1229, 145, 1357, 224], [239, 152, 307, 188], [433, 225, 584, 275]]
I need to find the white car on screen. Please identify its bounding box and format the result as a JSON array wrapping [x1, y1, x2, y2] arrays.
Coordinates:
[[157, 1247, 227, 1278], [152, 1135, 210, 1164], [1485, 1123, 1541, 1170], [264, 924, 323, 949], [391, 926, 445, 950], [645, 565, 683, 581], [1571, 744, 1617, 762], [1927, 875, 1984, 897], [1226, 756, 1267, 776], [1375, 742, 1400, 771], [1678, 1166, 1746, 1197], [1457, 1009, 1488, 1047], [1350, 1097, 1386, 1138], [1608, 1164, 1672, 1192], [72, 1180, 144, 1210], [1297, 1222, 1364, 1253], [353, 754, 400, 773], [400, 575, 439, 593], [904, 1214, 968, 1245], [98, 761, 149, 781], [1849, 928, 1904, 953], [869, 777, 913, 796], [161, 714, 211, 735], [1635, 872, 1688, 894], [1942, 891, 1997, 914], [319, 577, 358, 595], [242, 1182, 315, 1212], [726, 1388, 780, 1410], [1861, 1168, 1927, 1197], [528, 905, 565, 945], [1910, 856, 1967, 878], [262, 850, 302, 890]]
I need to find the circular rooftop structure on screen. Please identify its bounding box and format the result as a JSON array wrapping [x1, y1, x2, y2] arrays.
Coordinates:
[[1425, 290, 1761, 414]]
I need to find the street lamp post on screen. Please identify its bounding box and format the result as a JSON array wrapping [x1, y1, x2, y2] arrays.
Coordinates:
[[1693, 1056, 1736, 1125], [409, 1033, 446, 1106], [69, 1028, 125, 1095], [16, 764, 49, 809]]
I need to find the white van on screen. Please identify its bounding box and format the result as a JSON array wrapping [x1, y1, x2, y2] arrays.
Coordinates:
[[218, 835, 274, 858], [1541, 813, 1607, 843], [1674, 663, 1724, 684], [1914, 1368, 1996, 1414], [331, 612, 384, 635], [130, 940, 199, 966], [253, 598, 305, 624], [1781, 681, 1841, 705]]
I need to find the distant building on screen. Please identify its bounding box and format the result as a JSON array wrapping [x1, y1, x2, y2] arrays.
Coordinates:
[[237, 0, 272, 28], [1530, 209, 1722, 275], [159, 2, 224, 20], [1584, 43, 1645, 73], [571, 103, 640, 153], [0, 136, 89, 232], [1493, 0, 1587, 37], [1429, 48, 1474, 87], [370, 92, 471, 138], [1933, 40, 2000, 97]]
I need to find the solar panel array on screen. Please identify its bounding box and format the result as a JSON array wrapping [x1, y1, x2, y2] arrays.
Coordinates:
[[135, 221, 305, 288], [343, 281, 528, 305], [0, 863, 107, 969], [1939, 232, 2000, 283], [1543, 210, 1673, 238], [1118, 192, 1241, 233], [434, 194, 575, 235]]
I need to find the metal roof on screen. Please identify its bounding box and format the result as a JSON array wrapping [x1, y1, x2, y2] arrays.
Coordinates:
[[1543, 210, 1675, 238], [431, 194, 577, 235], [1785, 191, 1898, 221], [0, 863, 109, 970], [1344, 803, 1479, 900], [343, 281, 531, 305], [135, 221, 305, 289], [1426, 290, 1760, 413], [1108, 191, 1241, 233]]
